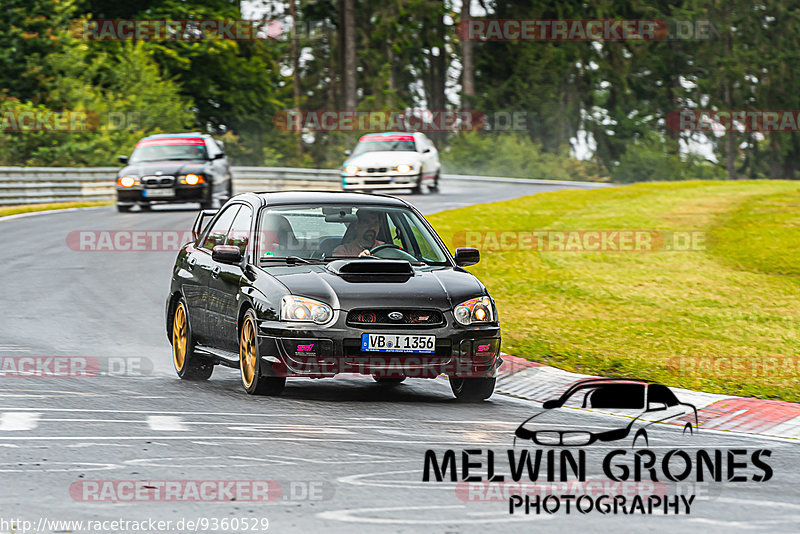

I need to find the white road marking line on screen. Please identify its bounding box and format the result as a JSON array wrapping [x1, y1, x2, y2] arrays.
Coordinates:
[[146, 415, 189, 431], [685, 518, 773, 529], [0, 461, 119, 473], [714, 497, 800, 510], [227, 426, 355, 434], [0, 392, 98, 397], [261, 455, 409, 465], [0, 206, 107, 223], [0, 407, 320, 417], [317, 505, 540, 524], [124, 456, 295, 468], [65, 443, 135, 448], [0, 412, 40, 431], [338, 469, 458, 490]]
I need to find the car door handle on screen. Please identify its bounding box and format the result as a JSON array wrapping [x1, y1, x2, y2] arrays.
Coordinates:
[[187, 257, 197, 270], [211, 266, 221, 278]]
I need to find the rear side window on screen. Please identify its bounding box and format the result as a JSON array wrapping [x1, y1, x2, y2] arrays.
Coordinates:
[[201, 205, 240, 251], [647, 385, 679, 407]]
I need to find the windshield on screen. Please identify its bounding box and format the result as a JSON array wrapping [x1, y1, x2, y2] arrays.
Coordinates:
[[256, 205, 449, 264], [129, 138, 209, 163], [351, 135, 417, 157]]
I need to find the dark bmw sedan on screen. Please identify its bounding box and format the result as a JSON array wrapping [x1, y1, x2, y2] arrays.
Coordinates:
[[165, 191, 501, 401], [116, 133, 233, 212]]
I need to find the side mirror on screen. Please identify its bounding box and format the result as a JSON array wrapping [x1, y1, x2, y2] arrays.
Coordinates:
[[647, 402, 668, 412], [423, 147, 431, 153], [542, 399, 560, 409], [212, 245, 243, 265], [118, 155, 129, 164], [454, 247, 480, 266], [211, 152, 225, 160], [344, 149, 352, 156]]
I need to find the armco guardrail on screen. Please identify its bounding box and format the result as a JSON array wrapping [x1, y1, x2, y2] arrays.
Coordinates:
[[0, 166, 342, 206], [0, 166, 608, 206]]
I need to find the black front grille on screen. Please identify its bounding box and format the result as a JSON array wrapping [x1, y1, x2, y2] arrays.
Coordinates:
[[367, 167, 388, 173], [143, 176, 175, 187], [347, 309, 445, 327]]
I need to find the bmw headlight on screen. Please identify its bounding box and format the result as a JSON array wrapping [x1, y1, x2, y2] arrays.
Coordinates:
[[281, 296, 333, 324], [179, 173, 205, 185], [344, 164, 359, 175], [395, 163, 413, 173], [454, 296, 495, 325], [116, 176, 139, 187]]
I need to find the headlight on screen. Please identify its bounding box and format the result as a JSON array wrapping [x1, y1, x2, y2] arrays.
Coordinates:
[[117, 176, 139, 187], [454, 296, 495, 325], [344, 165, 359, 175], [395, 164, 413, 173], [281, 296, 333, 324], [179, 174, 205, 185]]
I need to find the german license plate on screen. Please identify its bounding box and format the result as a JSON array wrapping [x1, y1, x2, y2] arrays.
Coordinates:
[[143, 188, 174, 198], [361, 333, 435, 353]]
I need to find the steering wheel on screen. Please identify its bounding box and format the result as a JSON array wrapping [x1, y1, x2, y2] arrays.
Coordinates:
[[368, 243, 417, 261]]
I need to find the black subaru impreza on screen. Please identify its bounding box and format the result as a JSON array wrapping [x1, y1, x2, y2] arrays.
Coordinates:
[[165, 191, 501, 401]]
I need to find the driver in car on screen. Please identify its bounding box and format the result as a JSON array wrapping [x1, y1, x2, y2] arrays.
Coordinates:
[[333, 209, 385, 257]]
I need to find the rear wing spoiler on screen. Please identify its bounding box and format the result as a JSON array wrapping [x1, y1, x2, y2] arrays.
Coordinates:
[[191, 209, 218, 242]]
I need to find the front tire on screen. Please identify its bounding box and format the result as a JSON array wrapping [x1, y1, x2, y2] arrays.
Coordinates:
[[200, 183, 215, 210], [410, 174, 423, 195], [172, 298, 213, 380], [116, 204, 132, 213], [429, 172, 440, 193], [450, 377, 495, 402], [239, 309, 286, 396]]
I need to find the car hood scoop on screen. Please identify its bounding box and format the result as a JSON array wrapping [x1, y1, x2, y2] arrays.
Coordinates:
[[325, 259, 413, 282]]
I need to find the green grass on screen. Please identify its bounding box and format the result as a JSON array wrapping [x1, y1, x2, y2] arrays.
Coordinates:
[[0, 201, 112, 218], [428, 180, 800, 401]]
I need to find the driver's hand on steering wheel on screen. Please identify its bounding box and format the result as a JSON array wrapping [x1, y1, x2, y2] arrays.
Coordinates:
[[358, 249, 372, 257]]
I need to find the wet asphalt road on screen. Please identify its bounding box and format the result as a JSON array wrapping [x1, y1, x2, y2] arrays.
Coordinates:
[[0, 179, 798, 533]]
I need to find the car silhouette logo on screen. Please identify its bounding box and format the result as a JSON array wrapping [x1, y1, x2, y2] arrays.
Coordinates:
[[388, 312, 404, 321], [514, 378, 698, 448]]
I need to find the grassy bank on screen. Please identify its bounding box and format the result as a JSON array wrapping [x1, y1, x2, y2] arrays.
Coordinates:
[[0, 201, 112, 218], [428, 180, 800, 401]]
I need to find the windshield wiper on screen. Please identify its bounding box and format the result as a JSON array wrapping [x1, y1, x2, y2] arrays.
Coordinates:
[[260, 256, 323, 265]]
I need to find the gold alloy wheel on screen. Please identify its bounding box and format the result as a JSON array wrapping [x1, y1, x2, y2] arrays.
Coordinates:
[[240, 315, 257, 388], [172, 303, 187, 371]]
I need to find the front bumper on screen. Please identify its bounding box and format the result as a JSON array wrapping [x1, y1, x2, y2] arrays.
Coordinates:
[[255, 319, 501, 378], [117, 184, 209, 204], [341, 173, 419, 190]]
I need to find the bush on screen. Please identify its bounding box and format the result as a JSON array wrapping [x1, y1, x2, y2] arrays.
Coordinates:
[[611, 133, 726, 183], [440, 132, 608, 182]]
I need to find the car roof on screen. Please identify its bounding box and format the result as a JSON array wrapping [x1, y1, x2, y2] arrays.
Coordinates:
[[141, 132, 208, 139], [235, 190, 412, 208], [358, 131, 419, 140], [559, 378, 651, 397]]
